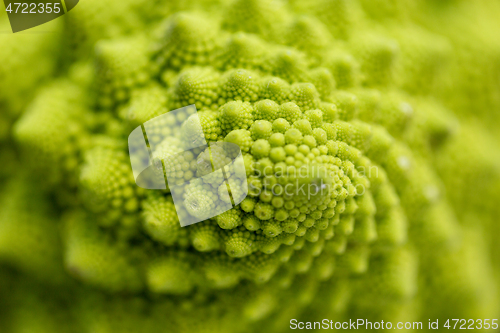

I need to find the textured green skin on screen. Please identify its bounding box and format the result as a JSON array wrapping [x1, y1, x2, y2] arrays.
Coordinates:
[[1, 0, 500, 332]]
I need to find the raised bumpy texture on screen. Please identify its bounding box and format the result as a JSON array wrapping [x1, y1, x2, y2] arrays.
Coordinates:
[[1, 0, 500, 332]]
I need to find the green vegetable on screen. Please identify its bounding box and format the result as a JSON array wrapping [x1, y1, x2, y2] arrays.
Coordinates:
[[1, 0, 500, 332]]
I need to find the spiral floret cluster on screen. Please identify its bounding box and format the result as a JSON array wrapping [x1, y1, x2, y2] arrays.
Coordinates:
[[1, 0, 500, 332]]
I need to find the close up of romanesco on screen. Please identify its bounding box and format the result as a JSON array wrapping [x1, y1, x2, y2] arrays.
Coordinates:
[[1, 0, 500, 332]]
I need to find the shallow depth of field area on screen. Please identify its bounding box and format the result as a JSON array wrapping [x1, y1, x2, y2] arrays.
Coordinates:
[[1, 0, 500, 332]]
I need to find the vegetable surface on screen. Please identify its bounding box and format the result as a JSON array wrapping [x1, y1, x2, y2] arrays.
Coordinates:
[[1, 0, 500, 332]]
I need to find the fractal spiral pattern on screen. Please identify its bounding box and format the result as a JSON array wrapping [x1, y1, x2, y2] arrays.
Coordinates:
[[0, 0, 500, 332]]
